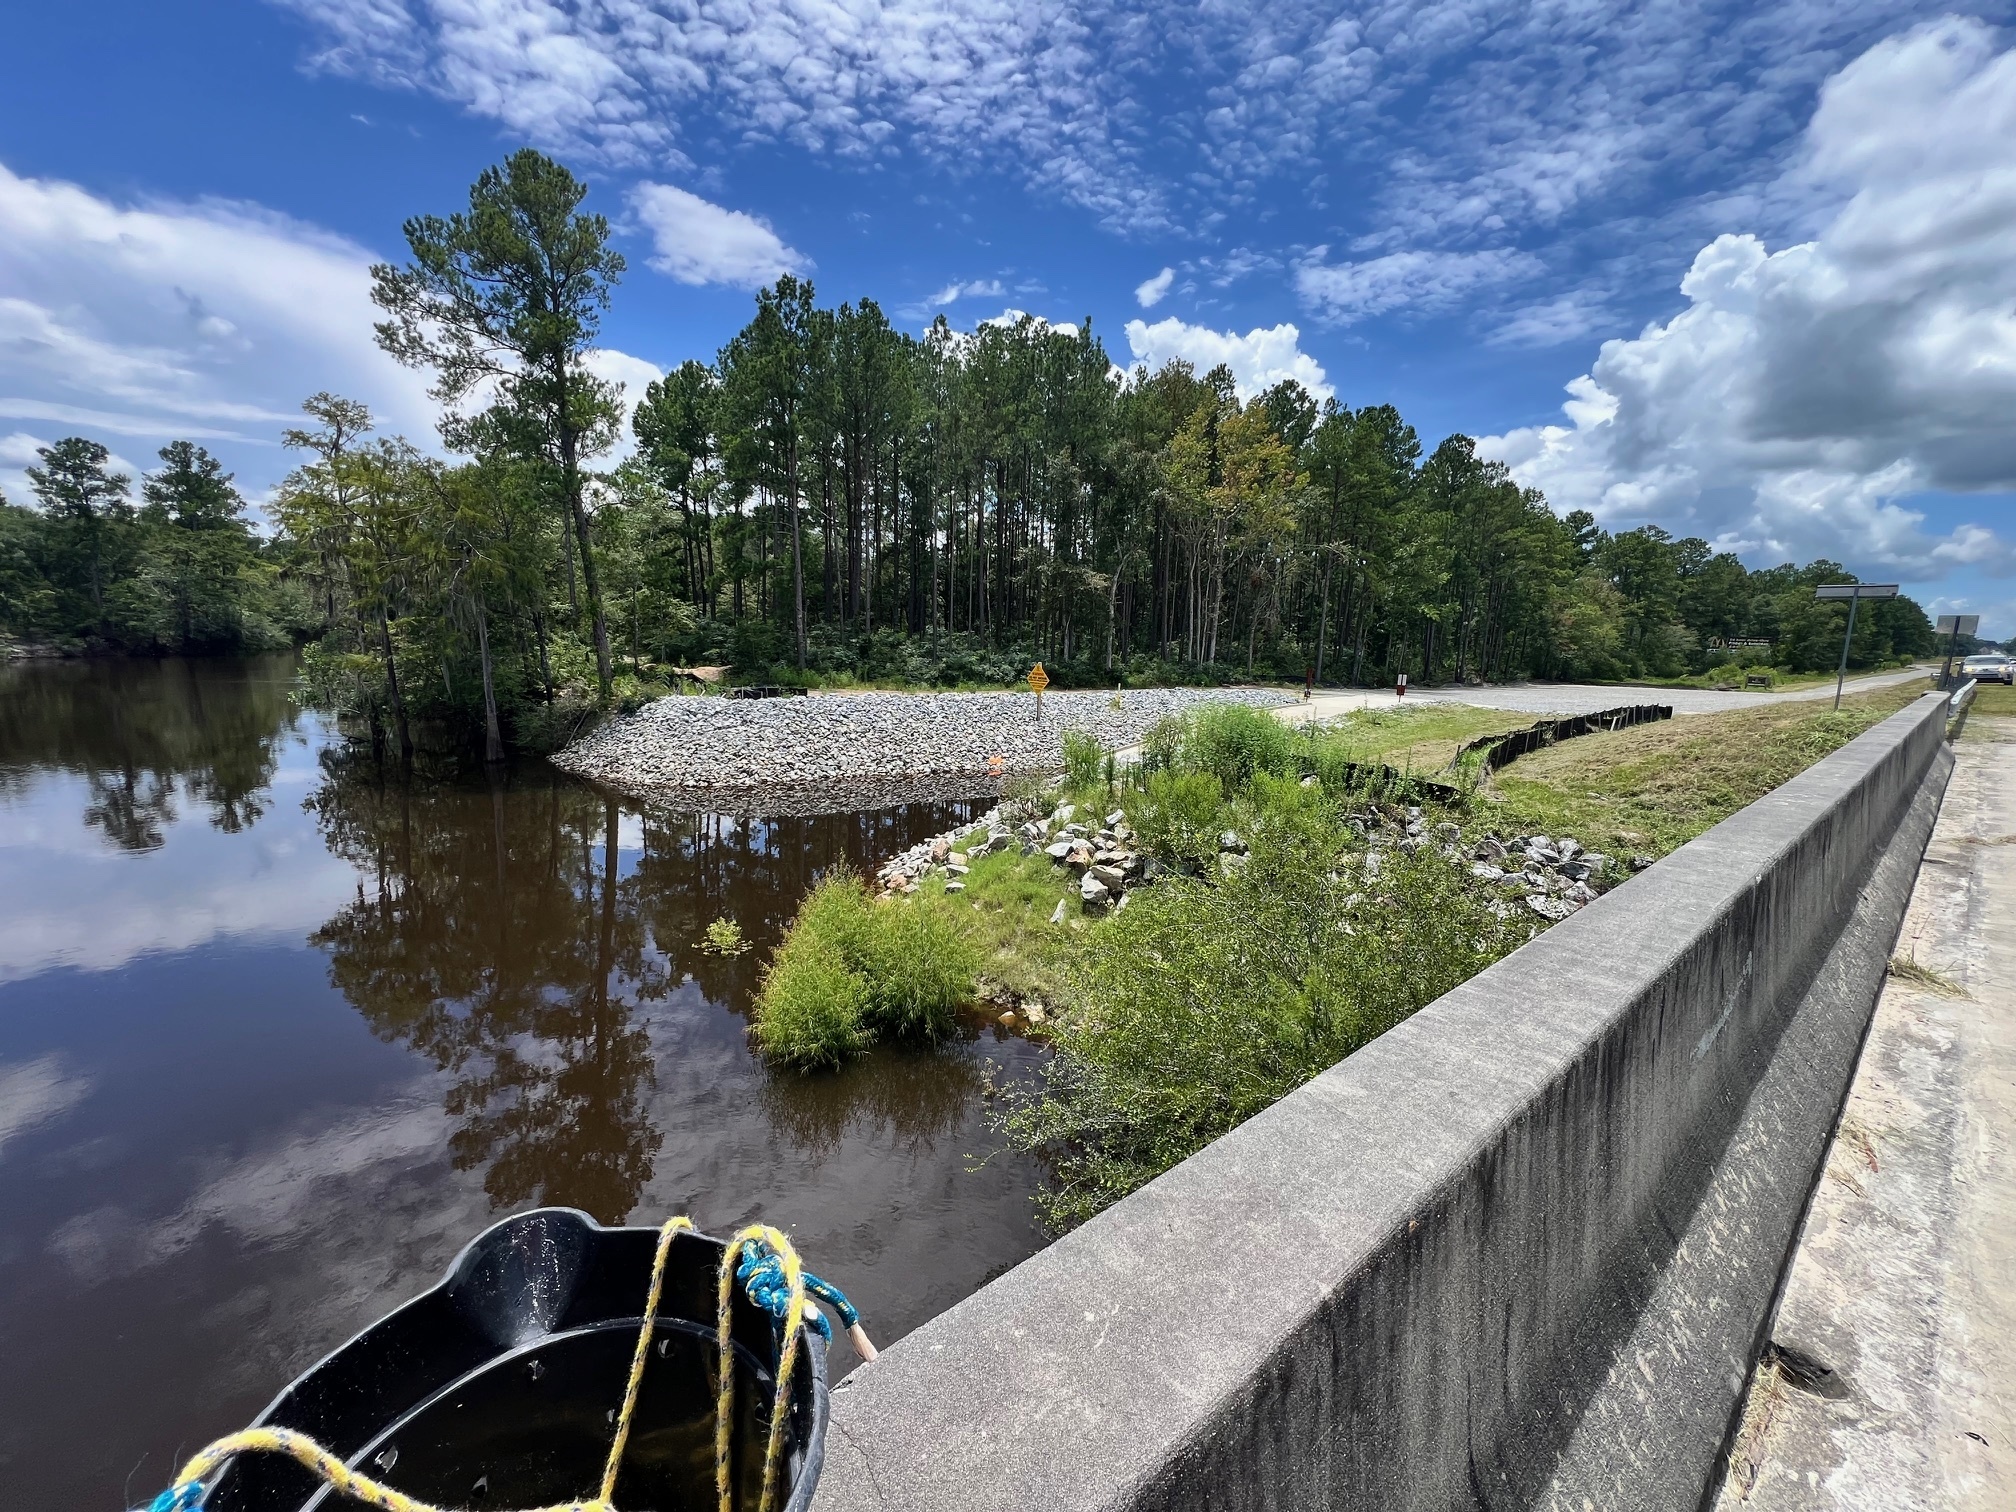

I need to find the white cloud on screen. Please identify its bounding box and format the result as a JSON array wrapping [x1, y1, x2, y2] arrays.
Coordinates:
[[0, 159, 435, 498], [1295, 247, 1541, 324], [0, 1054, 91, 1162], [1134, 266, 1174, 308], [1123, 316, 1331, 402], [0, 160, 665, 501], [922, 278, 1006, 307], [627, 182, 807, 288], [271, 1, 1942, 254], [1479, 19, 2016, 581]]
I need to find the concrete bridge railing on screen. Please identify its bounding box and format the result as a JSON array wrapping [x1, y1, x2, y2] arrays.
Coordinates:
[[812, 691, 1958, 1512]]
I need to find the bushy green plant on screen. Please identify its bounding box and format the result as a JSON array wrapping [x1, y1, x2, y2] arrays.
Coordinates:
[[752, 869, 980, 1065], [1183, 703, 1295, 788], [700, 917, 748, 955], [1131, 768, 1224, 870], [1001, 816, 1528, 1227], [1061, 729, 1106, 792], [852, 902, 982, 1039], [752, 930, 871, 1069]]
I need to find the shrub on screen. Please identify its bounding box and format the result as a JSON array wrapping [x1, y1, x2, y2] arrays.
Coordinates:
[[752, 869, 980, 1065], [752, 930, 871, 1069], [1131, 768, 1224, 870], [853, 902, 982, 1039], [700, 917, 748, 955], [1183, 703, 1295, 789], [1000, 829, 1528, 1227], [1061, 729, 1106, 792]]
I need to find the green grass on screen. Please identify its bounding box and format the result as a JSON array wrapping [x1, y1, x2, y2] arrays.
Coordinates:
[[909, 838, 1088, 1006], [1294, 703, 1542, 772], [999, 778, 1530, 1227], [753, 870, 981, 1067], [1963, 680, 2016, 720], [1575, 661, 1919, 693], [1484, 682, 1926, 858]]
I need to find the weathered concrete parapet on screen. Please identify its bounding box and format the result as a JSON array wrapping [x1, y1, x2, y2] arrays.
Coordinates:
[[813, 693, 1957, 1512]]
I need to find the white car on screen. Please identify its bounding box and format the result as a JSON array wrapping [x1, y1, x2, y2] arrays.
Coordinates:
[[1959, 653, 2015, 685]]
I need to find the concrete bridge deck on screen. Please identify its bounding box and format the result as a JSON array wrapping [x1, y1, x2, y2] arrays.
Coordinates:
[[1715, 712, 2016, 1508]]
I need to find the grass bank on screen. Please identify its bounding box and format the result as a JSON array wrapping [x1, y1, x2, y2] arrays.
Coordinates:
[[749, 685, 1939, 1229], [1485, 680, 1927, 858]]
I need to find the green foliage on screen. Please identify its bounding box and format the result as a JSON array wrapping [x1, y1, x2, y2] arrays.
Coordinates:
[[1131, 768, 1224, 869], [850, 901, 982, 1039], [700, 918, 748, 955], [0, 439, 292, 655], [1002, 795, 1529, 1227], [753, 870, 980, 1065], [752, 928, 872, 1070], [1061, 729, 1106, 792], [1179, 702, 1296, 788]]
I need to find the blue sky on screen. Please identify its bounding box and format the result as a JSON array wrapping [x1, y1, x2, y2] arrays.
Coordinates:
[[4, 1, 2014, 631]]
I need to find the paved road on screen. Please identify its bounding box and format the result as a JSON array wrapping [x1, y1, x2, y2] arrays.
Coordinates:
[[1715, 716, 2016, 1509], [1272, 666, 1934, 727]]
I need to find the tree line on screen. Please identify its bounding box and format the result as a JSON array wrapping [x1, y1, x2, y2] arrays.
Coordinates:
[[0, 149, 1946, 757]]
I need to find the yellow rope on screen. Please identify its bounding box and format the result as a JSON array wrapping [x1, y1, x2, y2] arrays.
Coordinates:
[[597, 1215, 694, 1505], [156, 1216, 811, 1512], [713, 1225, 807, 1512], [161, 1427, 608, 1512]]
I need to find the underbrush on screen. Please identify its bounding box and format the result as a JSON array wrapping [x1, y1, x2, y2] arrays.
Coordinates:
[[999, 778, 1530, 1227], [755, 682, 1937, 1228]]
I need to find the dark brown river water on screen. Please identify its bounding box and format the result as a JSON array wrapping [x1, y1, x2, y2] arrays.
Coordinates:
[[0, 656, 1046, 1508]]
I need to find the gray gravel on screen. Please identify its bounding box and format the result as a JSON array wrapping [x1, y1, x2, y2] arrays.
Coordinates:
[[552, 686, 1295, 798]]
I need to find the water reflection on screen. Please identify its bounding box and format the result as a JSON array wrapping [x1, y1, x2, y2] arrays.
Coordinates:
[[0, 655, 297, 850], [304, 744, 1019, 1222], [0, 657, 1045, 1511]]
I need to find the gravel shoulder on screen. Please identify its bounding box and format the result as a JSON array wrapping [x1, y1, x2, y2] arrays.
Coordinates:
[[551, 686, 1295, 803]]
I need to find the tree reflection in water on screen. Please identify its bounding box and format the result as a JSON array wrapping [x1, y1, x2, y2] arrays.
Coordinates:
[[0, 655, 295, 851], [305, 747, 992, 1223], [310, 755, 664, 1220]]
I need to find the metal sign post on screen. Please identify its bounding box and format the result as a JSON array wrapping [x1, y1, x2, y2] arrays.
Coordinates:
[[1815, 583, 1899, 709], [1935, 613, 1981, 689], [1028, 661, 1048, 720]]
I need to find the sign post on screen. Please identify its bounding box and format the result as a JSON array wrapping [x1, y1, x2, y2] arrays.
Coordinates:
[[1815, 583, 1899, 709], [1935, 613, 1981, 689], [1028, 661, 1049, 721]]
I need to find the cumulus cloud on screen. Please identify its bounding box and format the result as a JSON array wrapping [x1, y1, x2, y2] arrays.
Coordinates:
[[1123, 317, 1331, 402], [0, 159, 434, 498], [627, 182, 807, 288], [1134, 266, 1174, 308], [1295, 247, 1541, 324], [1479, 18, 2016, 580]]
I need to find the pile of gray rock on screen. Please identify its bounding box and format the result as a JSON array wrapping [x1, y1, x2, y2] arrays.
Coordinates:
[[875, 798, 1151, 915], [1351, 809, 1650, 920], [553, 686, 1294, 796], [873, 792, 1658, 928]]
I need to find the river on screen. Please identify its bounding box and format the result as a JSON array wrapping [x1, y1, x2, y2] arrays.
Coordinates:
[[0, 655, 1046, 1508]]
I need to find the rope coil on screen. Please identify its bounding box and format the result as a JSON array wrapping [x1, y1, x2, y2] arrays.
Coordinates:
[[145, 1217, 873, 1512]]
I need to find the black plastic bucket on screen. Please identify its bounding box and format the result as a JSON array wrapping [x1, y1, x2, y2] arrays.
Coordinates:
[[199, 1208, 828, 1512]]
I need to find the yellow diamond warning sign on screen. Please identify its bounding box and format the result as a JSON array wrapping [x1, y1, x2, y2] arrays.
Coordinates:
[[1027, 662, 1050, 693]]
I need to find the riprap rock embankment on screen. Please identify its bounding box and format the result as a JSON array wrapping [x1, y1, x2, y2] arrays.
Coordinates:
[[551, 686, 1294, 802]]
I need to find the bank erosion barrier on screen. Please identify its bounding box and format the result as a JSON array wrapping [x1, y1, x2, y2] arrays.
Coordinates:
[[812, 691, 1958, 1512]]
